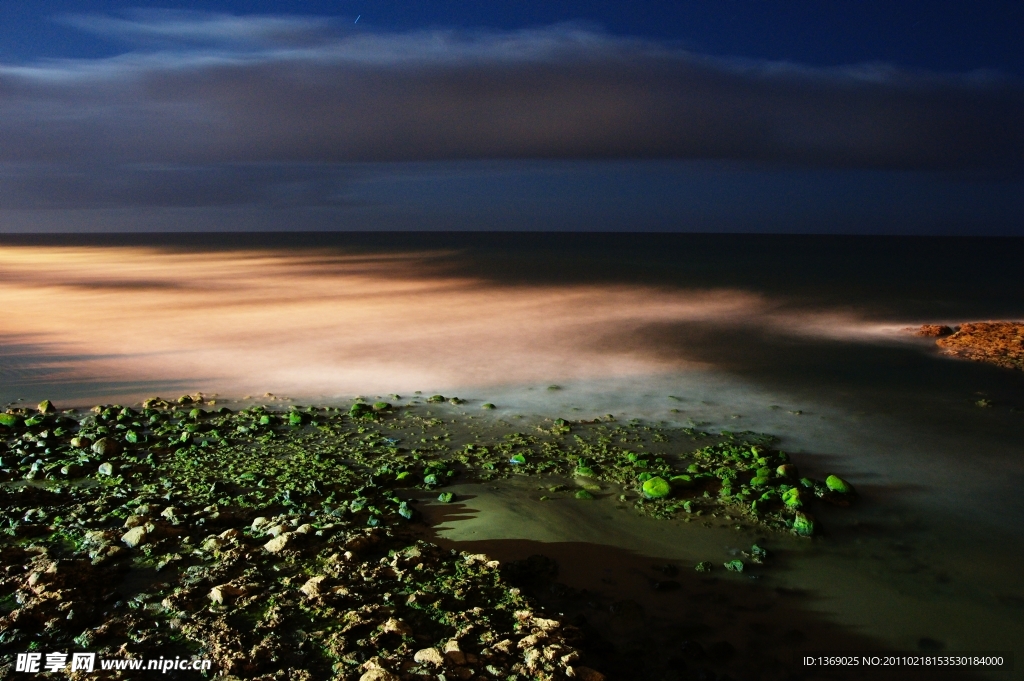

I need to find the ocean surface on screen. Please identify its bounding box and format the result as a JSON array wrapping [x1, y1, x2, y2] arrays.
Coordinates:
[[2, 233, 1023, 677]]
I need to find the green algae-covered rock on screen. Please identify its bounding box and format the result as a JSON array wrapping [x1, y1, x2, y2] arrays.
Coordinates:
[[825, 474, 854, 494], [189, 408, 205, 419], [642, 476, 671, 499], [777, 464, 798, 478], [793, 511, 815, 536], [24, 415, 44, 427], [372, 401, 391, 411], [782, 487, 803, 508], [756, 467, 773, 478], [799, 477, 815, 488], [750, 476, 769, 488], [724, 560, 744, 572], [91, 437, 121, 457], [509, 453, 527, 465], [349, 403, 372, 419], [0, 413, 19, 428], [426, 395, 445, 403], [437, 492, 454, 503], [695, 561, 713, 573], [481, 403, 496, 410], [669, 474, 695, 488], [575, 490, 595, 500], [288, 411, 306, 425], [37, 399, 55, 414], [575, 466, 595, 478]]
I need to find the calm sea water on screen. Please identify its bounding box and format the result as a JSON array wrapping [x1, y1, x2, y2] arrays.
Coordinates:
[[2, 233, 1023, 676]]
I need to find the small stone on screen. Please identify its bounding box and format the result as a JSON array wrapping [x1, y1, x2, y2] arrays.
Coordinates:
[[300, 576, 326, 598], [264, 533, 291, 553], [91, 437, 121, 457], [37, 399, 55, 414], [443, 639, 467, 665], [641, 476, 671, 499], [97, 462, 116, 476], [359, 669, 399, 681], [123, 515, 146, 529], [413, 648, 444, 667], [825, 475, 854, 494], [381, 618, 413, 636], [121, 526, 148, 549]]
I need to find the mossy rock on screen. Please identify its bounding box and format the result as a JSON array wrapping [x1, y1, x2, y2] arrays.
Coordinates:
[[288, 411, 306, 425], [575, 490, 595, 500], [372, 402, 392, 411], [575, 466, 595, 478], [509, 454, 527, 465], [426, 395, 445, 403], [825, 475, 854, 494], [724, 560, 744, 573], [793, 511, 815, 537], [437, 492, 455, 503], [481, 403, 496, 410], [669, 474, 695, 489], [694, 561, 713, 573], [0, 413, 19, 427], [642, 476, 671, 500], [637, 472, 653, 483], [37, 399, 55, 414], [782, 487, 803, 508], [756, 467, 773, 478], [750, 476, 769, 488], [349, 403, 372, 418], [777, 464, 798, 478]]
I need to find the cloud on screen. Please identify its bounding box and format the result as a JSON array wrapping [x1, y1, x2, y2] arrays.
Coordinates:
[[0, 15, 1021, 214], [0, 163, 362, 209], [57, 10, 339, 48]]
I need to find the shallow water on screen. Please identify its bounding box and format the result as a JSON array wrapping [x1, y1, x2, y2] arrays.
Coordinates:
[[1, 233, 1022, 677]]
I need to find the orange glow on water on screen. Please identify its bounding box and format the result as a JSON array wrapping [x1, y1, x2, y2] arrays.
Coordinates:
[[0, 245, 898, 401]]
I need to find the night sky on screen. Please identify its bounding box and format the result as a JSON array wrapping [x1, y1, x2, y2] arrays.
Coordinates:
[[1, 1, 1022, 233]]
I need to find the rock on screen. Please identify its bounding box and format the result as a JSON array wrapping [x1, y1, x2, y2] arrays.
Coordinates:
[[201, 536, 225, 552], [575, 466, 595, 478], [91, 437, 121, 456], [264, 533, 291, 553], [251, 516, 270, 531], [669, 474, 695, 488], [299, 576, 326, 598], [380, 618, 413, 636], [219, 528, 241, 540], [782, 487, 803, 508], [575, 490, 594, 500], [160, 507, 181, 521], [70, 436, 92, 449], [97, 462, 116, 476], [724, 560, 744, 572], [426, 395, 445, 403], [777, 464, 798, 478], [443, 639, 467, 665], [641, 476, 671, 499], [914, 324, 953, 337], [694, 561, 712, 573], [123, 515, 146, 529], [437, 492, 455, 503], [359, 669, 399, 681], [509, 454, 526, 465], [482, 403, 496, 409], [37, 399, 55, 414], [825, 474, 854, 494], [750, 476, 769, 487], [793, 511, 815, 537], [121, 526, 148, 548], [0, 413, 18, 427], [413, 648, 444, 667], [209, 584, 244, 605]]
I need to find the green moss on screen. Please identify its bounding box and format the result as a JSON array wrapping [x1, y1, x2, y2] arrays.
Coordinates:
[[574, 490, 595, 500], [724, 560, 744, 572], [825, 474, 854, 494], [641, 476, 671, 499]]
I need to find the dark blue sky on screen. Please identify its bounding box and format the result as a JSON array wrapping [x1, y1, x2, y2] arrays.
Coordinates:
[[1, 1, 1022, 233]]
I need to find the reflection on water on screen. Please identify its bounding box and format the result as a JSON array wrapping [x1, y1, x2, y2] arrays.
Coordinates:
[[0, 244, 908, 402], [1, 236, 1023, 678]]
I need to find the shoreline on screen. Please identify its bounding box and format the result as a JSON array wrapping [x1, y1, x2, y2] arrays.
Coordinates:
[[1, 394, 1005, 680]]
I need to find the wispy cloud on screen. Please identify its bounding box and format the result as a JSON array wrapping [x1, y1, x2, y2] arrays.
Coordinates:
[[0, 13, 1021, 214]]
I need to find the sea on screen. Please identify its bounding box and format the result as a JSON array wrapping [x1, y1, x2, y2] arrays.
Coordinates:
[[1, 233, 1022, 678]]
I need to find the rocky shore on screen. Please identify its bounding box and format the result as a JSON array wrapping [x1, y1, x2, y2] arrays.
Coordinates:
[[0, 394, 857, 679], [933, 322, 1024, 372]]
